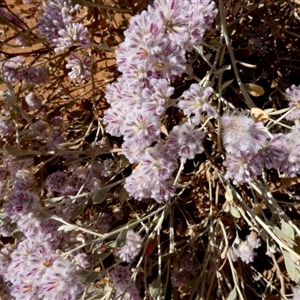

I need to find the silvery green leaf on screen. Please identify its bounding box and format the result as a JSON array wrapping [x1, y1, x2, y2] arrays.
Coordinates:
[[86, 271, 99, 283], [106, 240, 116, 248], [116, 229, 127, 247], [274, 226, 296, 247], [225, 186, 234, 201], [282, 250, 299, 283], [92, 189, 107, 204], [149, 278, 161, 299], [71, 201, 87, 219], [226, 287, 237, 300], [57, 224, 77, 232], [281, 220, 294, 241], [230, 205, 241, 219]]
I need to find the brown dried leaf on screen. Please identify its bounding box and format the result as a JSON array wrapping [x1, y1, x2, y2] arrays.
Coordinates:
[[244, 83, 265, 97], [280, 177, 300, 190], [251, 108, 269, 123]]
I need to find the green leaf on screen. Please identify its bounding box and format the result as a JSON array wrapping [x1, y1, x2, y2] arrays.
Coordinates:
[[86, 271, 99, 283], [71, 201, 87, 219], [225, 186, 234, 201], [221, 79, 234, 91], [92, 189, 107, 204], [57, 224, 77, 232], [226, 287, 237, 300], [114, 186, 127, 202], [281, 220, 294, 241], [106, 240, 116, 248], [116, 229, 127, 247], [82, 110, 94, 126], [96, 252, 111, 261], [149, 278, 161, 299], [12, 229, 24, 239], [13, 154, 37, 161], [274, 226, 296, 247], [244, 83, 265, 97], [0, 213, 8, 219], [230, 205, 241, 219], [208, 38, 222, 48], [69, 110, 83, 118], [0, 16, 10, 25], [227, 21, 238, 37], [282, 250, 299, 282]]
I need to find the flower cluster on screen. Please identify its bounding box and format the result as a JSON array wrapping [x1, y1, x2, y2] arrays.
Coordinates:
[[38, 0, 90, 52], [284, 84, 300, 121], [116, 230, 142, 262], [230, 232, 261, 264], [104, 0, 218, 202], [3, 240, 84, 300], [0, 157, 89, 299], [110, 266, 141, 300], [66, 52, 94, 83], [222, 112, 300, 183], [2, 56, 49, 85]]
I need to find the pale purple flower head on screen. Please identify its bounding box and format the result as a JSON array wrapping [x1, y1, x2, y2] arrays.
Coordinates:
[[38, 259, 84, 300], [246, 232, 261, 249], [148, 0, 218, 51], [122, 139, 150, 164], [20, 66, 49, 85], [54, 23, 91, 52], [103, 103, 129, 137], [111, 266, 141, 300], [178, 84, 216, 125], [230, 233, 261, 264], [223, 152, 262, 184], [38, 9, 69, 43], [285, 84, 300, 121], [279, 126, 300, 176], [139, 142, 177, 181], [124, 143, 177, 202], [105, 76, 144, 107], [10, 276, 38, 300], [221, 113, 268, 155], [46, 171, 70, 194], [0, 117, 14, 138], [167, 123, 205, 161], [259, 133, 288, 170], [120, 108, 161, 144], [141, 78, 174, 116], [116, 10, 186, 81], [2, 56, 25, 83], [66, 52, 94, 83], [4, 191, 41, 220], [38, 0, 80, 45], [11, 169, 35, 191], [116, 230, 142, 262], [110, 265, 132, 289]]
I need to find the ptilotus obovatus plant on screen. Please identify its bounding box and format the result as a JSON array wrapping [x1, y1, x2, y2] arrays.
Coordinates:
[[2, 0, 300, 299], [104, 0, 218, 203]]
